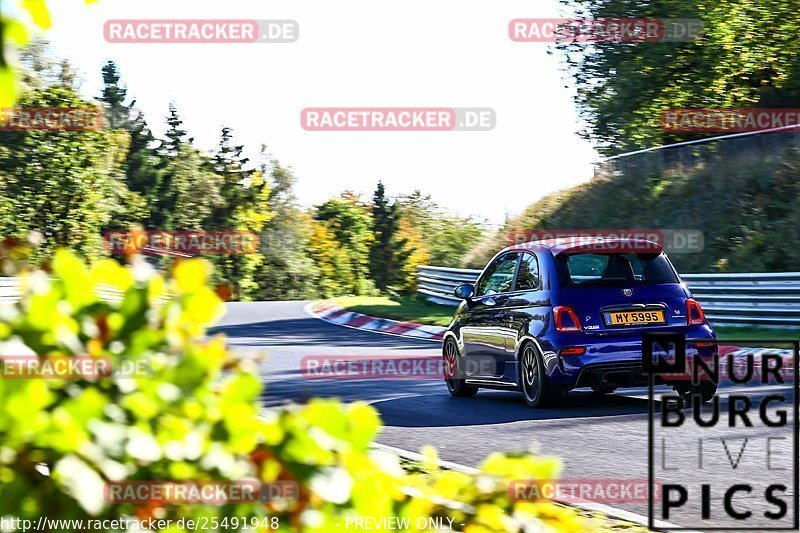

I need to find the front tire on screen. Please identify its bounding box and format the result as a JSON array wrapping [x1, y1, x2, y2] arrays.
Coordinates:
[[443, 338, 478, 398], [519, 342, 561, 407]]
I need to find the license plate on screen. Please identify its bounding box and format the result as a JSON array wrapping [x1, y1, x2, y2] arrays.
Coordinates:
[[604, 309, 665, 326]]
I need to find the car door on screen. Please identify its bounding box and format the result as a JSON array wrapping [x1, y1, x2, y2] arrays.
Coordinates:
[[502, 252, 553, 376], [460, 252, 521, 378]]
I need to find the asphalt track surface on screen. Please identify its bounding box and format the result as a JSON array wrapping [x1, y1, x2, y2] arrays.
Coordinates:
[[210, 301, 798, 530]]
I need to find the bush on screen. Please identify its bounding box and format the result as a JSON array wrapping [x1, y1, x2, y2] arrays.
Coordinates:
[[0, 251, 591, 531]]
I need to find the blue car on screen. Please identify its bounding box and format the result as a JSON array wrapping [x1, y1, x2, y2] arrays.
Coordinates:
[[443, 237, 717, 407]]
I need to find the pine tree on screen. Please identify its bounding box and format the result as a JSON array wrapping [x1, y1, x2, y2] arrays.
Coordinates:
[[369, 181, 410, 292], [99, 61, 163, 227], [163, 103, 192, 157]]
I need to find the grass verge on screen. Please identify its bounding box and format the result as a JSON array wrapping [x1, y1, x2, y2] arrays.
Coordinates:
[[331, 294, 455, 327], [713, 326, 799, 347]]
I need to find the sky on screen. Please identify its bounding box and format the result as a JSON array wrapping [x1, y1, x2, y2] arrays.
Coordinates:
[[33, 0, 598, 224]]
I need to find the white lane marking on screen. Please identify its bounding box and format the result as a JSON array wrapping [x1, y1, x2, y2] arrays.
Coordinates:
[[371, 442, 696, 531], [303, 301, 442, 343], [620, 383, 794, 401]]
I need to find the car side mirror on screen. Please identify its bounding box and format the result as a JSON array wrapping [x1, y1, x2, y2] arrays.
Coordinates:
[[453, 283, 474, 300]]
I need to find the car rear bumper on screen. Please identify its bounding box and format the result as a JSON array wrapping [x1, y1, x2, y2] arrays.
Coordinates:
[[543, 326, 716, 389]]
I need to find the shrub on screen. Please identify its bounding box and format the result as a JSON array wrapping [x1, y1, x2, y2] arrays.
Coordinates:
[[0, 250, 594, 531]]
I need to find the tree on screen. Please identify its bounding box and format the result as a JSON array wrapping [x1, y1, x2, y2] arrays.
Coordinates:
[[560, 0, 800, 153], [208, 129, 272, 300], [163, 102, 191, 157], [369, 182, 410, 292], [164, 145, 224, 230], [148, 104, 193, 228], [397, 191, 486, 268], [98, 60, 163, 227], [99, 60, 128, 122], [307, 219, 355, 298], [0, 51, 132, 262], [254, 151, 318, 300], [315, 192, 374, 295]]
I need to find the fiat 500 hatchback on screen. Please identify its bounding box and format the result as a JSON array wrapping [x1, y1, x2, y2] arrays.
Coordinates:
[[443, 237, 717, 407]]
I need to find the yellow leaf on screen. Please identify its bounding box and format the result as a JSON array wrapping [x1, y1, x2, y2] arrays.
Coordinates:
[[4, 19, 31, 46], [0, 65, 16, 108], [174, 259, 211, 294], [90, 259, 134, 292], [22, 0, 52, 29]]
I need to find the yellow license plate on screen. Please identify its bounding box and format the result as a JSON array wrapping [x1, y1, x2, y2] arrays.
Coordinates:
[[605, 309, 665, 326]]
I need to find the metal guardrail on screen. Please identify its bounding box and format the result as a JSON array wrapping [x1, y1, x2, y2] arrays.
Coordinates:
[[0, 278, 168, 305], [418, 265, 800, 328]]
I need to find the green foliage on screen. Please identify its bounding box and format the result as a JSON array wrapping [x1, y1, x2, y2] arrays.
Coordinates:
[[253, 158, 319, 301], [0, 0, 98, 107], [560, 0, 800, 153], [0, 62, 134, 262], [398, 192, 487, 269], [308, 219, 357, 298], [0, 251, 593, 532], [315, 192, 375, 295], [369, 182, 410, 292], [466, 146, 800, 273], [3, 44, 482, 302]]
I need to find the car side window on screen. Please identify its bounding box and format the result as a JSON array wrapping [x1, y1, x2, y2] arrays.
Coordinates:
[[514, 253, 540, 291], [476, 253, 520, 296]]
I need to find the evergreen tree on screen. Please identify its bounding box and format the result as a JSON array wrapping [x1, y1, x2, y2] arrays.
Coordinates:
[[163, 103, 191, 157], [369, 182, 410, 292], [98, 61, 163, 226], [99, 60, 129, 128]]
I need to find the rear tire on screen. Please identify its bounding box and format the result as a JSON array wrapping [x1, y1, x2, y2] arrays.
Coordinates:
[[443, 338, 478, 398], [674, 381, 717, 403], [519, 342, 561, 407]]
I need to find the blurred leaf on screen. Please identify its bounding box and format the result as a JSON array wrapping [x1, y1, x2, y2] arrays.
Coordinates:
[[0, 65, 15, 108], [21, 0, 52, 29]]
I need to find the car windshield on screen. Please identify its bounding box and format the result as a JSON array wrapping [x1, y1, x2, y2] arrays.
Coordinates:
[[557, 252, 679, 287]]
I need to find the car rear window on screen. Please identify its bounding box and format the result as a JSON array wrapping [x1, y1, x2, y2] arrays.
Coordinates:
[[557, 252, 679, 287]]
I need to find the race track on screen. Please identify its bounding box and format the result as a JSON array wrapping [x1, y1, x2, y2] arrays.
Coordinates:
[[210, 301, 797, 530]]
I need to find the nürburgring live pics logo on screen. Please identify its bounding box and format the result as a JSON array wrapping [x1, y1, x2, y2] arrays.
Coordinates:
[[644, 333, 799, 530]]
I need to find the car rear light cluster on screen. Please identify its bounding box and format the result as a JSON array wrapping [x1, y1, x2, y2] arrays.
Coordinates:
[[686, 298, 707, 326], [554, 305, 582, 332]]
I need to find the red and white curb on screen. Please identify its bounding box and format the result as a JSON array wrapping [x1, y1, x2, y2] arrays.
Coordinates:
[[305, 301, 446, 342]]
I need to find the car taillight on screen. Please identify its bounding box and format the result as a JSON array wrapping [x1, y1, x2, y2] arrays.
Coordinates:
[[686, 298, 706, 326], [554, 306, 582, 332]]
